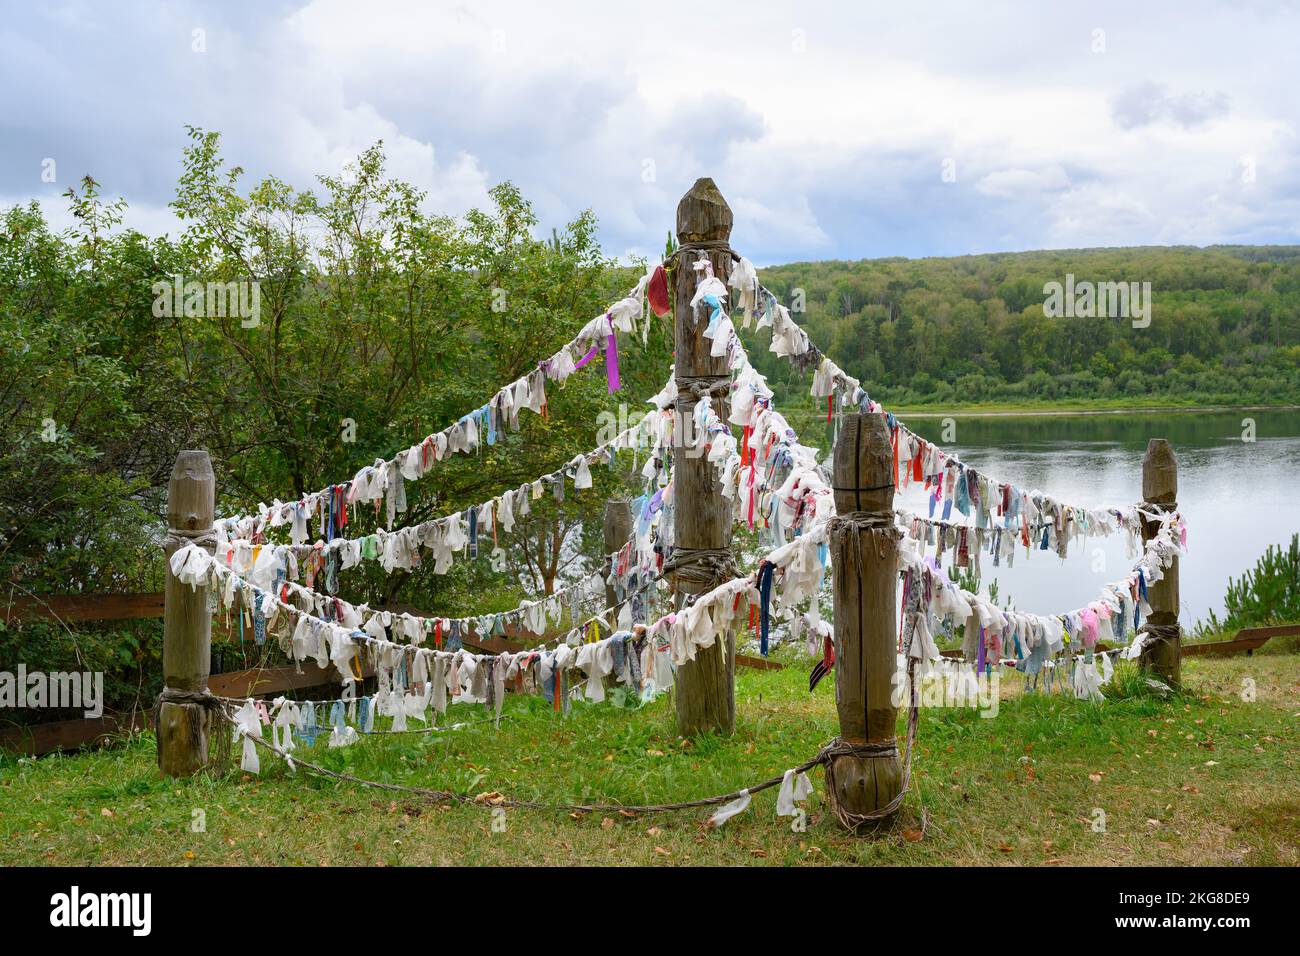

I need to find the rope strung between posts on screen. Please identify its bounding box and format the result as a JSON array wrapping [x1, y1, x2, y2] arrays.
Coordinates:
[[215, 701, 843, 815], [204, 687, 510, 735]]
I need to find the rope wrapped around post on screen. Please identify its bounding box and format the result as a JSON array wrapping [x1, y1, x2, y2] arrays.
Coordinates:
[[664, 239, 738, 275], [820, 657, 922, 832], [672, 374, 732, 406], [1136, 621, 1182, 649], [662, 546, 738, 592], [829, 510, 899, 570]]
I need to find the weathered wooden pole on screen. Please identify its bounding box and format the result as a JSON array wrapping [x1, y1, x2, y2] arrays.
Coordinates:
[[158, 449, 216, 776], [671, 178, 736, 737], [828, 413, 903, 826], [603, 499, 633, 611], [1139, 438, 1180, 686]]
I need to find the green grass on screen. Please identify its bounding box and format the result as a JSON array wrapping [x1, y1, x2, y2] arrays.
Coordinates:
[[1, 651, 1295, 866]]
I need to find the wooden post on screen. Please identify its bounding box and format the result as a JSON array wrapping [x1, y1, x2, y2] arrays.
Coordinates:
[[158, 450, 216, 776], [828, 413, 903, 825], [671, 178, 736, 737], [1139, 438, 1180, 686], [603, 499, 633, 611]]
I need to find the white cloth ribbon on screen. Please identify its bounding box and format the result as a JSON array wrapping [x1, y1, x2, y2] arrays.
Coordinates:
[[775, 770, 814, 817], [708, 789, 751, 828]]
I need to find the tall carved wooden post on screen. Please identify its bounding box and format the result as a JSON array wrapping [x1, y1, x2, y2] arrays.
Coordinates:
[[671, 178, 736, 737], [828, 414, 903, 826], [1139, 438, 1180, 686], [603, 499, 632, 611], [158, 450, 216, 776]]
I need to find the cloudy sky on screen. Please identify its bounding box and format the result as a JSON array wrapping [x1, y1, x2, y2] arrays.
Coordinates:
[[3, 0, 1298, 264]]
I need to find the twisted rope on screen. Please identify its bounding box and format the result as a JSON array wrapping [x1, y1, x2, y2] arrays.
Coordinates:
[[674, 375, 732, 403], [822, 658, 922, 832], [670, 239, 736, 259], [154, 687, 229, 768], [165, 528, 217, 550], [1136, 621, 1181, 646], [216, 702, 833, 815], [662, 547, 738, 591]]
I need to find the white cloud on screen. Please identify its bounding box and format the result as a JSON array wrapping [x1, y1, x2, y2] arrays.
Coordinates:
[[1, 0, 1298, 260]]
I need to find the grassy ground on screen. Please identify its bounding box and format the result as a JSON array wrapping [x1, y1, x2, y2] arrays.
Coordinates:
[[1, 649, 1295, 866]]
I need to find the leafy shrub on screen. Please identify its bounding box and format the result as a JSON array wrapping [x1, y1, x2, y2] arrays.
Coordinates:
[[1197, 534, 1300, 636]]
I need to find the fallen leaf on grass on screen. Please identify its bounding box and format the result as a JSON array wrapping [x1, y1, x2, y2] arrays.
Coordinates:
[[902, 828, 924, 843], [653, 846, 670, 856], [600, 817, 615, 830], [474, 792, 505, 806], [646, 827, 663, 837], [751, 848, 767, 857], [1088, 773, 1104, 783]]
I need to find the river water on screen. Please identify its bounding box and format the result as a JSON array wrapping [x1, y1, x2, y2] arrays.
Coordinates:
[[876, 409, 1300, 627]]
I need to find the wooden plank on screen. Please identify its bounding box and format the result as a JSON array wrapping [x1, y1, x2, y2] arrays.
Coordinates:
[[1234, 623, 1300, 640], [1, 592, 163, 625], [0, 712, 150, 756], [208, 659, 375, 699], [736, 653, 784, 672], [1183, 635, 1272, 657]]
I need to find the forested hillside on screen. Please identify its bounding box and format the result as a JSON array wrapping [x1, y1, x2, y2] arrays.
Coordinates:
[[753, 246, 1300, 409]]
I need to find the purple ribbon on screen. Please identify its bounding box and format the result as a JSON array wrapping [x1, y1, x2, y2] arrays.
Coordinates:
[[605, 315, 620, 393]]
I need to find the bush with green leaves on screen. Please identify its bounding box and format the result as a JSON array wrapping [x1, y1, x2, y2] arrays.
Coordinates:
[[1197, 534, 1300, 636]]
